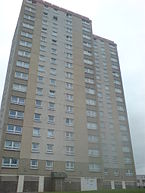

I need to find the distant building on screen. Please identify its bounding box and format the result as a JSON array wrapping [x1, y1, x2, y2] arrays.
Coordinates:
[[0, 0, 136, 192], [137, 175, 145, 188]]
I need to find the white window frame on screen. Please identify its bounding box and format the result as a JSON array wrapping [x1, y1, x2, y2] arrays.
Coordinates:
[[4, 140, 20, 150], [2, 157, 19, 168], [30, 159, 38, 169], [47, 144, 54, 153], [46, 160, 53, 170], [33, 127, 40, 137], [9, 110, 24, 119], [7, 125, 22, 135], [11, 96, 25, 105], [65, 161, 74, 171], [16, 61, 29, 68], [48, 129, 54, 138], [32, 142, 39, 152]]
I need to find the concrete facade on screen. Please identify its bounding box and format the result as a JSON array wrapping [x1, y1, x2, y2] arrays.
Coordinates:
[[0, 0, 136, 192]]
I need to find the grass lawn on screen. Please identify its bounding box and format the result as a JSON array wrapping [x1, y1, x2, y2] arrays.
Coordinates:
[[44, 189, 145, 193]]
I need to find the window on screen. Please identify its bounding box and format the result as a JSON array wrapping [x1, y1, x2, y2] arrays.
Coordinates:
[[48, 115, 55, 123], [36, 87, 43, 95], [4, 140, 20, 150], [66, 35, 72, 41], [33, 127, 40, 137], [115, 88, 122, 94], [19, 40, 32, 48], [37, 76, 44, 83], [83, 34, 91, 40], [112, 71, 119, 78], [35, 100, 42, 108], [83, 27, 91, 33], [89, 163, 100, 172], [46, 160, 53, 170], [82, 19, 90, 25], [15, 71, 28, 80], [66, 43, 72, 49], [9, 110, 24, 119], [65, 62, 72, 69], [25, 6, 35, 13], [88, 135, 98, 143], [52, 31, 57, 37], [43, 12, 48, 16], [83, 42, 92, 48], [119, 115, 126, 121], [22, 23, 34, 30], [49, 90, 55, 98], [66, 82, 73, 90], [11, 96, 25, 105], [122, 135, 128, 141], [16, 61, 29, 69], [21, 31, 32, 38], [39, 55, 46, 62], [112, 63, 119, 70], [114, 169, 119, 176], [111, 58, 118, 62], [51, 58, 56, 64], [18, 50, 31, 58], [41, 26, 47, 32], [117, 106, 124, 112], [32, 142, 39, 152], [53, 16, 58, 21], [125, 169, 133, 176], [124, 157, 132, 164], [50, 79, 56, 86], [66, 13, 72, 18], [85, 78, 94, 84], [34, 113, 41, 122], [52, 39, 57, 44], [86, 110, 96, 117], [65, 131, 73, 140], [7, 125, 22, 135], [51, 48, 57, 54], [13, 84, 27, 92], [38, 65, 45, 72], [47, 144, 54, 153], [84, 59, 93, 65], [66, 146, 74, 155], [40, 45, 46, 51], [85, 68, 94, 74], [86, 88, 95, 95], [50, 68, 56, 75], [87, 122, 97, 130], [30, 159, 38, 169], [66, 20, 72, 25], [86, 99, 96, 106], [41, 36, 47, 42], [65, 72, 73, 79], [48, 129, 54, 138], [66, 94, 73, 101], [48, 102, 55, 110], [65, 161, 74, 171], [120, 124, 127, 131], [122, 147, 130, 153], [65, 118, 73, 126], [66, 53, 72, 59], [2, 158, 19, 168], [88, 149, 99, 157], [66, 105, 73, 113]]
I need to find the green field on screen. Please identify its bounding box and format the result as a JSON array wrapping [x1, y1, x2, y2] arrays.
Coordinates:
[[44, 189, 145, 193]]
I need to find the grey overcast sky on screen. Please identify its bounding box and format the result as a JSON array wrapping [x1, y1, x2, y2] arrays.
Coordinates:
[[0, 0, 145, 174]]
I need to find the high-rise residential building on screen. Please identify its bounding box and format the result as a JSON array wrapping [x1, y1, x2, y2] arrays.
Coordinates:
[[0, 0, 136, 192]]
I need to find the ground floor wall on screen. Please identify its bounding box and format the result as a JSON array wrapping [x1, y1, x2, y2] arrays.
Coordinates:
[[0, 174, 137, 193]]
